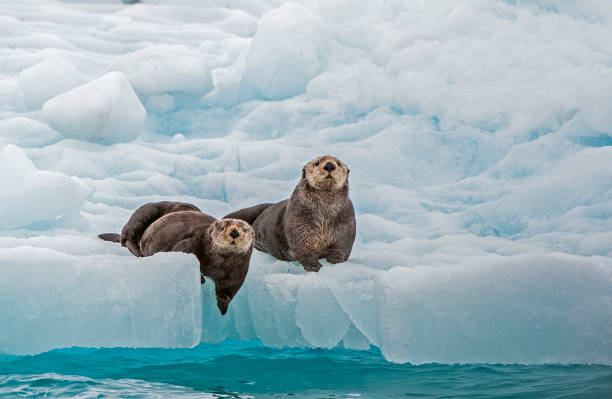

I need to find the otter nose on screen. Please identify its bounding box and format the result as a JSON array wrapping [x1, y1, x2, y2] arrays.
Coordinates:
[[230, 229, 239, 239], [324, 162, 336, 172]]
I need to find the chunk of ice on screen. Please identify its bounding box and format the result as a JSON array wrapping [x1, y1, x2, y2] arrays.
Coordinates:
[[18, 57, 82, 109], [0, 0, 611, 366], [201, 253, 612, 364], [0, 247, 201, 355], [242, 4, 326, 100], [42, 72, 146, 144], [0, 117, 61, 148], [113, 45, 214, 97], [0, 145, 90, 230]]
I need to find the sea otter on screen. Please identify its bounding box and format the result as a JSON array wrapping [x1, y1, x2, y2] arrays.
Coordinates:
[[99, 201, 253, 314], [224, 155, 356, 272]]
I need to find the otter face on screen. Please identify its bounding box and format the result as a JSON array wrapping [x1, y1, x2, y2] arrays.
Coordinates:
[[209, 218, 254, 254], [302, 155, 349, 190]]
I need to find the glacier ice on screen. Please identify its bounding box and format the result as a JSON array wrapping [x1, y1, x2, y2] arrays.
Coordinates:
[[18, 57, 83, 109], [242, 3, 327, 100], [0, 117, 61, 148], [198, 252, 612, 364], [112, 45, 214, 109], [113, 45, 213, 95], [0, 247, 201, 356], [577, 77, 612, 135], [42, 72, 146, 144], [0, 145, 90, 230], [1, 0, 611, 364]]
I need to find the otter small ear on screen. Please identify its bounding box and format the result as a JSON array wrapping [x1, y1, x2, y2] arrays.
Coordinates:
[[302, 168, 306, 178]]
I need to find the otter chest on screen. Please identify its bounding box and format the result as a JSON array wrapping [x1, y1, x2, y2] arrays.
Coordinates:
[[305, 215, 336, 253]]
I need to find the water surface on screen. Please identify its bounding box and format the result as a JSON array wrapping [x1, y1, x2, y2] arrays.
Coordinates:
[[1, 341, 611, 398]]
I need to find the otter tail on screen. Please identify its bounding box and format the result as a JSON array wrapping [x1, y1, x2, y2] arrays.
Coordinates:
[[98, 233, 120, 243], [224, 203, 273, 225]]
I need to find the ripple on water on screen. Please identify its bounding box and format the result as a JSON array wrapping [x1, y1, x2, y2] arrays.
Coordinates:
[[0, 373, 216, 398], [1, 341, 611, 398]]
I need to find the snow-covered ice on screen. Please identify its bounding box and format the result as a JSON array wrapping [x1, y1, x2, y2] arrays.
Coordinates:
[[18, 57, 83, 109], [42, 72, 145, 143], [242, 3, 327, 100], [0, 0, 611, 364], [0, 145, 90, 230]]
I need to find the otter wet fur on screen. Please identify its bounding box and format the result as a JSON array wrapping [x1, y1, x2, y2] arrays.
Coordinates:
[[98, 201, 254, 315], [225, 155, 356, 272]]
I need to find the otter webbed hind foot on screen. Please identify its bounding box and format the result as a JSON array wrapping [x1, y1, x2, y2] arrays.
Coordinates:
[[125, 240, 143, 257]]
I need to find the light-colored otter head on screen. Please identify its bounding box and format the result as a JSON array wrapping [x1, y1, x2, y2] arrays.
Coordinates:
[[208, 218, 254, 255], [302, 155, 349, 190]]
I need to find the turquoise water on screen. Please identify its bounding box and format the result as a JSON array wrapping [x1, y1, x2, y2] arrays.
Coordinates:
[[1, 341, 611, 398]]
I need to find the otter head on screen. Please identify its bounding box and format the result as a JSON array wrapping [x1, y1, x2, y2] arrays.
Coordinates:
[[207, 218, 254, 315], [302, 155, 349, 191], [209, 218, 254, 255]]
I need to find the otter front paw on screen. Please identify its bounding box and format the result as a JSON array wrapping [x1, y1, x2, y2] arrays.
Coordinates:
[[325, 253, 346, 264], [300, 259, 323, 272]]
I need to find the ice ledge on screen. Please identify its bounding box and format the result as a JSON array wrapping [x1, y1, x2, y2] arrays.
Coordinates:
[[2, 245, 610, 365], [203, 252, 612, 365], [0, 247, 201, 356]]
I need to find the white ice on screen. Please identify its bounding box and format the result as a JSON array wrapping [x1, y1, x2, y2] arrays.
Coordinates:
[[113, 45, 214, 100], [18, 57, 83, 110], [0, 0, 611, 364], [0, 145, 90, 230], [242, 3, 327, 100], [42, 72, 145, 144]]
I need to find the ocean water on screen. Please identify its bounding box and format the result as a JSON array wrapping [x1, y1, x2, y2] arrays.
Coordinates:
[[1, 341, 611, 398]]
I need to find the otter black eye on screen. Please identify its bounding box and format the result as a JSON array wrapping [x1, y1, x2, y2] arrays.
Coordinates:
[[337, 161, 342, 167], [219, 226, 225, 231], [314, 161, 320, 167]]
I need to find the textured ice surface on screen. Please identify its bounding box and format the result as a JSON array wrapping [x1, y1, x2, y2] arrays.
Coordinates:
[[1, 0, 611, 363], [200, 252, 612, 364], [114, 45, 214, 97], [242, 3, 327, 100], [0, 117, 62, 148], [0, 145, 90, 229], [0, 247, 201, 355], [18, 57, 83, 109], [42, 72, 145, 144]]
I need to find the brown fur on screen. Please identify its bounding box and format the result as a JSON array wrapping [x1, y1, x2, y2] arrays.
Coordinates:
[[225, 155, 356, 272], [120, 201, 200, 257], [99, 202, 254, 315]]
